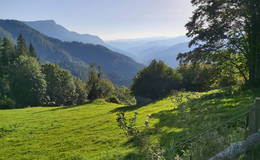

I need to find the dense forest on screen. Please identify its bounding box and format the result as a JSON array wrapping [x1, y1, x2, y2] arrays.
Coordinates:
[[0, 35, 136, 108], [0, 20, 143, 87]]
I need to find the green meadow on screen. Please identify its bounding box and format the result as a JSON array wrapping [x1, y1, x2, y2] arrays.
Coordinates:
[[0, 89, 257, 160]]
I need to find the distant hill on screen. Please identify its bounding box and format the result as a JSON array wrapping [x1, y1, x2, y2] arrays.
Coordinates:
[[0, 19, 143, 86], [145, 42, 193, 68], [24, 20, 105, 45], [107, 36, 192, 68]]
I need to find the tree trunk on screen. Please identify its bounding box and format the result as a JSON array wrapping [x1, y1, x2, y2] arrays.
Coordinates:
[[247, 0, 260, 87]]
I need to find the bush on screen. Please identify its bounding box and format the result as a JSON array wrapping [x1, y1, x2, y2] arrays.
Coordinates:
[[131, 60, 182, 100], [0, 94, 15, 109], [106, 96, 121, 104], [114, 86, 136, 105]]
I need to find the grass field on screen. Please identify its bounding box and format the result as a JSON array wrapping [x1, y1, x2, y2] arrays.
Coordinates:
[[0, 89, 257, 160]]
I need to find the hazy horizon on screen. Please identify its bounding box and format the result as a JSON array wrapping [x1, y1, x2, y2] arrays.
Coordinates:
[[0, 0, 193, 40]]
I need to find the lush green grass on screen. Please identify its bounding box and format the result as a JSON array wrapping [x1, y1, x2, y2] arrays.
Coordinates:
[[0, 89, 257, 160]]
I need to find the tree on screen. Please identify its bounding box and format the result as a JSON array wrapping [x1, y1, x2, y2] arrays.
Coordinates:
[[16, 34, 29, 56], [29, 42, 37, 58], [86, 64, 115, 100], [41, 63, 76, 106], [131, 60, 182, 100], [9, 56, 46, 107], [177, 0, 260, 87], [1, 37, 16, 67], [114, 86, 136, 105], [99, 78, 115, 98], [0, 38, 15, 96], [86, 64, 101, 100], [73, 77, 88, 105]]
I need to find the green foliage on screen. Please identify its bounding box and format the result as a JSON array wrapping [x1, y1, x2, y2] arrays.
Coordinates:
[[106, 96, 121, 104], [0, 20, 143, 87], [9, 55, 46, 107], [16, 34, 29, 56], [178, 0, 260, 87], [28, 42, 37, 58], [177, 64, 213, 91], [41, 63, 77, 106], [0, 36, 89, 108], [131, 60, 182, 100], [99, 79, 115, 98], [73, 77, 88, 105], [176, 61, 245, 91], [0, 37, 46, 108], [87, 64, 115, 100], [116, 112, 139, 136], [113, 86, 136, 105], [0, 94, 15, 109]]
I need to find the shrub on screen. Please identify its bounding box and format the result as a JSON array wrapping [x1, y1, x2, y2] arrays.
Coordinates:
[[114, 86, 136, 105], [106, 96, 121, 104], [0, 94, 15, 109], [131, 60, 182, 100]]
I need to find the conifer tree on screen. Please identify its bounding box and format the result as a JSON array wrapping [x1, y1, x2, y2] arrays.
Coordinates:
[[1, 37, 15, 67], [16, 34, 28, 56], [29, 42, 37, 58]]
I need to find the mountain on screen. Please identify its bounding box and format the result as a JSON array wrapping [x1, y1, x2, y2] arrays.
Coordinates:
[[145, 42, 193, 68], [107, 36, 192, 67], [23, 20, 136, 65], [0, 19, 143, 86], [24, 20, 105, 45]]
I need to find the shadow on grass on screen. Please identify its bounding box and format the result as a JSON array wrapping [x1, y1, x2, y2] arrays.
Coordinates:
[[110, 105, 142, 113], [110, 99, 161, 113], [32, 103, 90, 114], [121, 90, 254, 159]]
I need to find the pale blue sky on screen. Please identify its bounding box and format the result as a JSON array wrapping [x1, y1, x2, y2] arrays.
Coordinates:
[[0, 0, 193, 40]]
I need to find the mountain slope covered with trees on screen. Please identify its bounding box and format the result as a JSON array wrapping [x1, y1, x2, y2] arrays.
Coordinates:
[[0, 19, 144, 86]]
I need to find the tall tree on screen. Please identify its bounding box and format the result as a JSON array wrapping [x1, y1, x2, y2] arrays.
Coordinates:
[[28, 42, 37, 58], [1, 37, 15, 67], [177, 0, 260, 86], [41, 63, 76, 105], [86, 64, 114, 100], [86, 64, 102, 100], [16, 34, 28, 56], [246, 0, 260, 85], [9, 56, 46, 107]]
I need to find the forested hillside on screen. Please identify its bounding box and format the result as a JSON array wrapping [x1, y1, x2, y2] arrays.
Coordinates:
[[0, 20, 144, 86]]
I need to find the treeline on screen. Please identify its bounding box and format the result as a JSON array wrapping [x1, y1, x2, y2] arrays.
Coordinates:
[[0, 35, 134, 109], [131, 60, 242, 100]]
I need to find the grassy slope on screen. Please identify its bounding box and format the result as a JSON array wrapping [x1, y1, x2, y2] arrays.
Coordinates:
[[0, 89, 257, 160]]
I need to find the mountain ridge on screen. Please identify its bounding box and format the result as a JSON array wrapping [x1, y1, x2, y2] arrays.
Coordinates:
[[24, 20, 105, 45], [0, 19, 143, 86]]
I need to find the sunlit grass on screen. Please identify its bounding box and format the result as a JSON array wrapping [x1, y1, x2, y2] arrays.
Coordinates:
[[0, 89, 256, 159]]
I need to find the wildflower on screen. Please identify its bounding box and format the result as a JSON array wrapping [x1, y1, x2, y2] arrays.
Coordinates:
[[147, 114, 152, 118]]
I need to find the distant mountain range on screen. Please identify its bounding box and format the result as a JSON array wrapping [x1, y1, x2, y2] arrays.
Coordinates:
[[22, 19, 193, 69], [0, 18, 193, 87], [24, 20, 105, 45], [106, 36, 193, 68], [0, 19, 143, 86]]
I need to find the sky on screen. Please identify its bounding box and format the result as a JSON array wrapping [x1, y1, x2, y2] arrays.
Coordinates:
[[0, 0, 194, 40]]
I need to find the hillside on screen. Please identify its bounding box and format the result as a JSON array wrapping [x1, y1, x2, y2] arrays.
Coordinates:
[[0, 19, 144, 86], [0, 89, 257, 160], [24, 20, 105, 45]]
